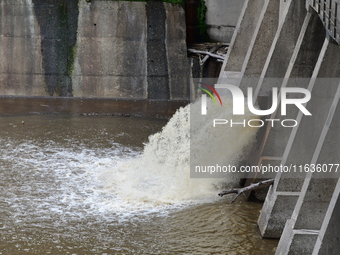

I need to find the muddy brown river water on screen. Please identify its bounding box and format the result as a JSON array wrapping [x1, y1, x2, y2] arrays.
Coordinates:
[[0, 115, 278, 254]]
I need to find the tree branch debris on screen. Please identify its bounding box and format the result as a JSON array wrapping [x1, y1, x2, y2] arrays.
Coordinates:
[[188, 43, 229, 65], [218, 178, 274, 203]]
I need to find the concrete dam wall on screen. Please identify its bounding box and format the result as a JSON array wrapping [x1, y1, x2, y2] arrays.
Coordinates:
[[219, 0, 340, 254], [0, 0, 190, 100]]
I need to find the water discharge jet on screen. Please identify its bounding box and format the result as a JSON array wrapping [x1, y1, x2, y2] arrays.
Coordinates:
[[95, 96, 261, 203]]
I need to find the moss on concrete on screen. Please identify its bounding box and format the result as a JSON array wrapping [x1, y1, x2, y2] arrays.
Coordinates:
[[197, 0, 207, 36], [67, 45, 77, 76], [32, 0, 79, 96]]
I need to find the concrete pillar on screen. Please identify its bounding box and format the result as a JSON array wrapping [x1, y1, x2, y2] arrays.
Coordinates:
[[275, 82, 340, 254], [245, 8, 326, 188], [255, 0, 307, 96], [315, 180, 340, 254], [259, 34, 340, 239], [240, 0, 280, 80], [218, 0, 266, 81], [243, 3, 326, 181], [228, 0, 280, 92]]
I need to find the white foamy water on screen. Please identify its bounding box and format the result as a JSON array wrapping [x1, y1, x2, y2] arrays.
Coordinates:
[[92, 97, 260, 211], [0, 98, 260, 219]]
